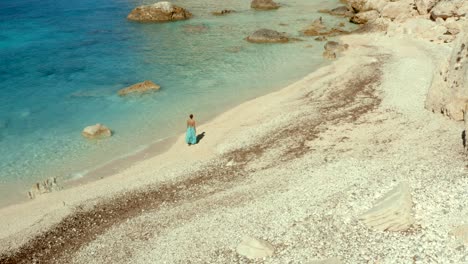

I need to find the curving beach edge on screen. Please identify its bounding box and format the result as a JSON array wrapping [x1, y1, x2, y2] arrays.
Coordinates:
[[1, 2, 468, 263]]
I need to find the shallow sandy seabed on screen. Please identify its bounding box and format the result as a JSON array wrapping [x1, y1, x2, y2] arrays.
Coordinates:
[[1, 32, 467, 263]]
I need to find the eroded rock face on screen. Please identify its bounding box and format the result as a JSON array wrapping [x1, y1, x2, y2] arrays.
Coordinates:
[[431, 0, 468, 20], [236, 236, 274, 259], [118, 80, 161, 96], [127, 2, 192, 22], [251, 0, 280, 10], [81, 124, 112, 139], [425, 30, 468, 119], [28, 177, 59, 199], [415, 0, 440, 15], [246, 29, 289, 43], [360, 182, 415, 232]]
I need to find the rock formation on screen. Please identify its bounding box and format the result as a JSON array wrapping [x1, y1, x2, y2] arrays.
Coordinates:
[[430, 0, 468, 21], [246, 29, 289, 43], [360, 182, 415, 232], [81, 124, 112, 139], [118, 80, 161, 96], [350, 10, 379, 24], [251, 0, 280, 10], [236, 236, 275, 259], [425, 30, 468, 120], [127, 2, 192, 22], [28, 177, 59, 199], [319, 6, 354, 17], [302, 17, 349, 37], [323, 41, 349, 60]]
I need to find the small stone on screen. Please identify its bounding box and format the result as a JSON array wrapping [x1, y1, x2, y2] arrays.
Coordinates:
[[236, 236, 274, 259]]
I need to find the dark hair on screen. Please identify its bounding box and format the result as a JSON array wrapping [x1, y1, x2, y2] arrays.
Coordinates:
[[189, 114, 193, 119]]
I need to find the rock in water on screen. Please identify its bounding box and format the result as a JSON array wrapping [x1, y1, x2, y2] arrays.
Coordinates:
[[323, 41, 349, 60], [302, 17, 349, 37], [246, 29, 289, 43], [350, 10, 379, 24], [118, 80, 161, 96], [451, 224, 468, 244], [28, 177, 59, 199], [211, 9, 235, 16], [127, 1, 192, 22], [81, 124, 112, 139], [236, 236, 274, 259], [251, 0, 280, 10], [360, 182, 415, 232]]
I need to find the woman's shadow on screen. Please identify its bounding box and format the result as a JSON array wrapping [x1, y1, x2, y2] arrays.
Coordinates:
[[196, 132, 205, 144]]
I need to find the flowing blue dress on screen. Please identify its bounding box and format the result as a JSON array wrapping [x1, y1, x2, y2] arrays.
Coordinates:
[[185, 126, 197, 145]]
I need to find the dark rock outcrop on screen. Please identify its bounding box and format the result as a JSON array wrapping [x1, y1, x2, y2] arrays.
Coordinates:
[[127, 2, 192, 22]]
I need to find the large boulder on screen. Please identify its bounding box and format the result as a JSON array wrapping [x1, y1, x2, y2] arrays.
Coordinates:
[[319, 6, 354, 17], [425, 29, 468, 119], [118, 80, 161, 96], [251, 0, 280, 10], [430, 0, 468, 20], [350, 10, 380, 24], [246, 29, 289, 43], [82, 124, 112, 139], [380, 0, 419, 21], [28, 177, 59, 199], [127, 2, 192, 22]]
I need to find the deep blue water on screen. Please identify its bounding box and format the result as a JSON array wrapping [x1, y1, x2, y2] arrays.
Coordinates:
[[0, 0, 347, 204]]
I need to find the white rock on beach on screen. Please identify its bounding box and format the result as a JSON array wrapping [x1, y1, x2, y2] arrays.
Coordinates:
[[451, 224, 468, 244], [236, 236, 275, 259], [360, 182, 415, 232], [81, 124, 112, 139], [28, 177, 59, 199]]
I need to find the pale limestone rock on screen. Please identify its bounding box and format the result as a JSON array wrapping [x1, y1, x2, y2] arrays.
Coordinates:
[[246, 29, 289, 43], [360, 182, 414, 232], [451, 224, 468, 244], [302, 18, 349, 37], [464, 104, 468, 150], [28, 177, 59, 199], [251, 0, 280, 10], [350, 10, 380, 24], [236, 236, 274, 259], [431, 0, 468, 20], [425, 29, 468, 118], [127, 2, 192, 22], [415, 0, 440, 15], [82, 124, 112, 139], [118, 80, 161, 96], [380, 0, 418, 21], [310, 258, 343, 264]]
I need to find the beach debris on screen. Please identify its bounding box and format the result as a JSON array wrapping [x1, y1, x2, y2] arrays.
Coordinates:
[[246, 29, 289, 43], [310, 257, 343, 264], [211, 9, 235, 16], [451, 224, 468, 244], [118, 80, 161, 96], [360, 182, 415, 232], [323, 41, 349, 60], [81, 124, 112, 139], [28, 177, 60, 199], [236, 236, 275, 259], [251, 0, 280, 10], [127, 1, 192, 22]]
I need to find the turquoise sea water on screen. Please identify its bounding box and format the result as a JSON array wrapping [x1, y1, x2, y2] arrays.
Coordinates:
[[0, 0, 349, 205]]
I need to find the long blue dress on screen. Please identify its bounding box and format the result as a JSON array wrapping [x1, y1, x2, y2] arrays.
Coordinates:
[[185, 126, 197, 145]]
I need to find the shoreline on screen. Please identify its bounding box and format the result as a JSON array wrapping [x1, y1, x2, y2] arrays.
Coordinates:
[[2, 29, 468, 263]]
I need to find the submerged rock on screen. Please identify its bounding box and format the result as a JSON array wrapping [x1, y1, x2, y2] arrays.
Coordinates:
[[246, 29, 289, 43], [212, 9, 235, 16], [319, 6, 354, 17], [28, 177, 60, 199], [251, 0, 280, 10], [118, 80, 161, 96], [82, 124, 112, 139], [236, 236, 274, 259], [127, 1, 192, 22], [302, 17, 349, 36], [360, 182, 415, 232]]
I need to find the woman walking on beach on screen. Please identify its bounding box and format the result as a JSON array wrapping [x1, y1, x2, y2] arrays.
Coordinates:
[[186, 114, 197, 145]]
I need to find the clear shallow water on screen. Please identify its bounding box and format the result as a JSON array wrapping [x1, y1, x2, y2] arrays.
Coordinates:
[[0, 0, 349, 203]]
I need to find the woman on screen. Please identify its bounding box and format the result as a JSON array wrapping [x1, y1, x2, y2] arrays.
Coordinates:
[[185, 114, 197, 145]]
